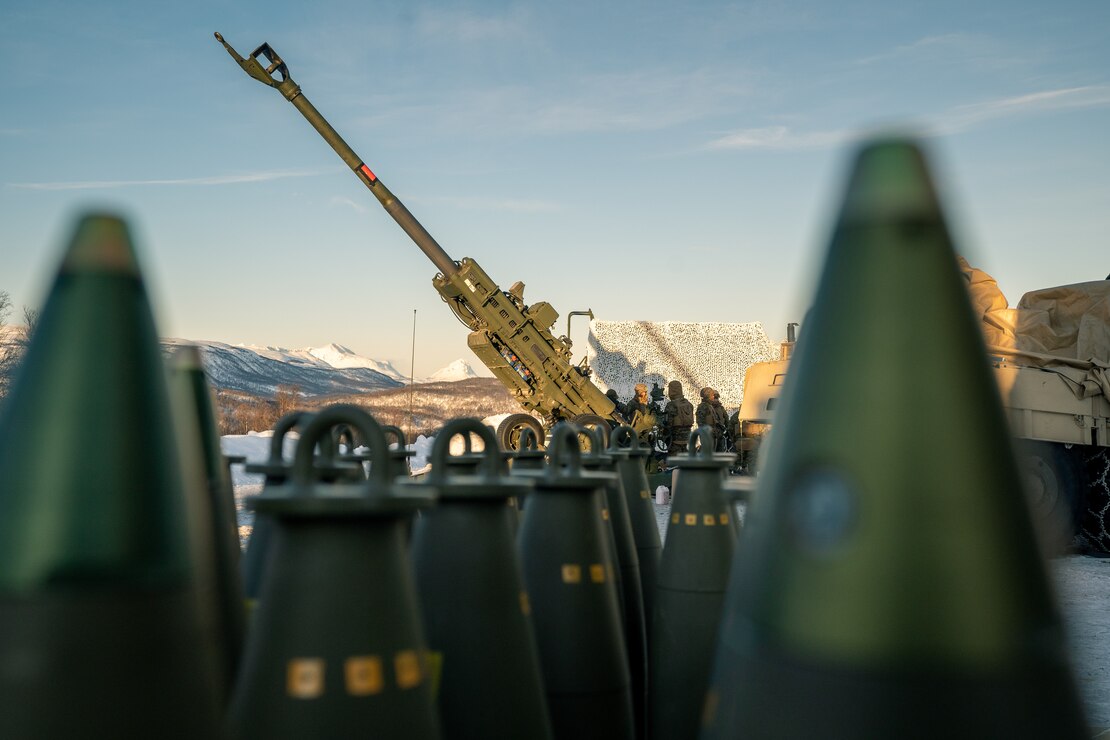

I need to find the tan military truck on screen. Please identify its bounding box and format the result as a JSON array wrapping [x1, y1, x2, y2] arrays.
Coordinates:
[[734, 324, 794, 474], [736, 269, 1110, 554]]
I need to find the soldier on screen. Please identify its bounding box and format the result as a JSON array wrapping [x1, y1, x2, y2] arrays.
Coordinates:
[[627, 383, 657, 467], [627, 382, 660, 472], [605, 388, 626, 420], [662, 380, 694, 456], [696, 387, 729, 451], [711, 391, 730, 452], [695, 387, 713, 427], [626, 383, 655, 441], [727, 408, 741, 453]]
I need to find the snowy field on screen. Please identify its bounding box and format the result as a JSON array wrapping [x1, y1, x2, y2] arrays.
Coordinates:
[[224, 431, 1110, 730]]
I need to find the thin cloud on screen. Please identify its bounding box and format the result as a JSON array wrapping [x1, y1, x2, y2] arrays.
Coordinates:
[[853, 33, 990, 67], [937, 85, 1110, 134], [8, 169, 324, 191], [708, 85, 1110, 151], [330, 196, 367, 213], [356, 68, 752, 137], [707, 125, 856, 151]]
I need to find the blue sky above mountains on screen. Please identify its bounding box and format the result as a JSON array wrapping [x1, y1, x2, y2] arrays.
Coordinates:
[[2, 1, 1106, 375]]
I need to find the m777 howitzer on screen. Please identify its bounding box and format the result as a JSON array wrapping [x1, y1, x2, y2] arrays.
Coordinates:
[[215, 33, 623, 448]]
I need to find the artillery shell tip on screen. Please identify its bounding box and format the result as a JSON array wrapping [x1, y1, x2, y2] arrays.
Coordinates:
[[214, 31, 224, 42]]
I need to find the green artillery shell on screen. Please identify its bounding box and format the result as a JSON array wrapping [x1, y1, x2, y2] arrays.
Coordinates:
[[169, 344, 247, 703], [410, 418, 552, 739], [651, 429, 735, 740], [517, 424, 635, 740], [228, 405, 439, 740], [702, 139, 1089, 739], [0, 214, 222, 738]]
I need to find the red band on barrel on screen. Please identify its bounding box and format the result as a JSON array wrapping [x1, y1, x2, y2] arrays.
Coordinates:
[[359, 164, 378, 182]]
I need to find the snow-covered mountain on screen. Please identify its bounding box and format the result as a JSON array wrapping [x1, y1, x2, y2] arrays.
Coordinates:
[[423, 359, 479, 383], [252, 342, 408, 382], [306, 343, 406, 381], [161, 339, 404, 397], [160, 340, 485, 397]]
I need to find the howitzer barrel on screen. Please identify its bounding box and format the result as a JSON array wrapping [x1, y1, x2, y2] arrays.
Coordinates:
[[214, 32, 457, 278], [217, 32, 623, 432]]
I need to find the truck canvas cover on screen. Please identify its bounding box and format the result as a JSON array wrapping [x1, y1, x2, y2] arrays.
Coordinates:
[[959, 258, 1110, 401]]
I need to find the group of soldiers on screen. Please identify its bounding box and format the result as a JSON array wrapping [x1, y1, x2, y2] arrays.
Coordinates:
[[606, 380, 732, 463]]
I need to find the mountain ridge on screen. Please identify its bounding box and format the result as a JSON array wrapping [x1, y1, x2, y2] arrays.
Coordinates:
[[160, 338, 480, 397]]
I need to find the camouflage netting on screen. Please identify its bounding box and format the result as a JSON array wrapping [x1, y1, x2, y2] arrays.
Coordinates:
[[1077, 449, 1110, 554], [586, 320, 777, 411]]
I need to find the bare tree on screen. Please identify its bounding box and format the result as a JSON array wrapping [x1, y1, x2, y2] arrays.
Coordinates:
[[0, 291, 14, 397], [19, 305, 39, 348], [274, 384, 303, 421], [0, 294, 40, 399]]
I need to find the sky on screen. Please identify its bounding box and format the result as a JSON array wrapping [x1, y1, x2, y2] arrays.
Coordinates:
[[1, 1, 1107, 378]]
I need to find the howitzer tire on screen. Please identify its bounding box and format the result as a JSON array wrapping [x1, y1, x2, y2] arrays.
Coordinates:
[[1077, 447, 1110, 555], [571, 414, 610, 452], [497, 413, 545, 451], [1017, 440, 1084, 556]]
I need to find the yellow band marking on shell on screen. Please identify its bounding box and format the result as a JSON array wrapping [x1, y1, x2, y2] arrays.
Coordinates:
[[287, 658, 325, 699], [394, 650, 423, 689], [345, 656, 384, 696]]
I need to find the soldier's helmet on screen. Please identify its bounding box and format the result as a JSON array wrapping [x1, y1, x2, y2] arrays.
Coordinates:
[[667, 380, 683, 399], [700, 386, 713, 401]]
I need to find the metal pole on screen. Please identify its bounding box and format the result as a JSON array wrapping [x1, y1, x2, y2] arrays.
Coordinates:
[[408, 309, 417, 443]]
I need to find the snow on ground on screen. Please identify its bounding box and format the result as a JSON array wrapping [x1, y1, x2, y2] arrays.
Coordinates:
[[225, 433, 1110, 730], [1052, 555, 1110, 726], [222, 413, 515, 535], [222, 431, 280, 544]]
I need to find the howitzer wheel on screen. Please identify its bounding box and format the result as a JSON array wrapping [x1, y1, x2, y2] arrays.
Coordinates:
[[572, 414, 610, 453], [497, 413, 545, 451], [1018, 440, 1085, 556]]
